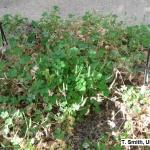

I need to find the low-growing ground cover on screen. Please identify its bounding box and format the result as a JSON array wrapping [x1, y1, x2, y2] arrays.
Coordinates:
[[0, 7, 150, 150]]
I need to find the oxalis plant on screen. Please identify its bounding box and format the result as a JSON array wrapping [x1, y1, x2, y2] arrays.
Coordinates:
[[0, 6, 150, 149]]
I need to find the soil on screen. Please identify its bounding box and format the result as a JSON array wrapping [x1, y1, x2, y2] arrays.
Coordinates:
[[71, 100, 125, 149]]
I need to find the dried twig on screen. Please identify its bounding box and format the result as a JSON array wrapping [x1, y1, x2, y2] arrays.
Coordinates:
[[109, 68, 119, 90]]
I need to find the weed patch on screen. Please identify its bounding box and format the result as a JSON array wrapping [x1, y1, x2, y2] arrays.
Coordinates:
[[0, 7, 150, 149]]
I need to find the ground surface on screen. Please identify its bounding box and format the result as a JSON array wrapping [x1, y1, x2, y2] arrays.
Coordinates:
[[0, 0, 150, 24]]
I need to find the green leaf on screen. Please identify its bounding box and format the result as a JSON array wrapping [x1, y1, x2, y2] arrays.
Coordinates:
[[54, 128, 65, 140], [7, 68, 17, 78], [98, 48, 105, 59], [0, 62, 5, 71], [97, 143, 106, 150], [9, 37, 17, 48], [99, 80, 109, 96], [75, 78, 86, 92], [12, 47, 23, 55], [0, 111, 9, 119], [5, 117, 13, 126], [20, 55, 31, 65]]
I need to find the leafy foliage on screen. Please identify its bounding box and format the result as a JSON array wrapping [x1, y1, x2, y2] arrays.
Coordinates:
[[0, 7, 150, 149]]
